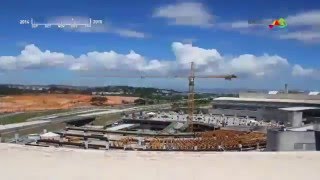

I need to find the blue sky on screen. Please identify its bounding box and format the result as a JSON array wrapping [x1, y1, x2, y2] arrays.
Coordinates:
[[0, 0, 320, 91]]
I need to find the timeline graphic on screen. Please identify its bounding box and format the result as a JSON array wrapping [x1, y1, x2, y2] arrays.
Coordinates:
[[19, 17, 103, 29]]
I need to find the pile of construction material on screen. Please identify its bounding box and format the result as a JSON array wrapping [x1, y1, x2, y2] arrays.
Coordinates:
[[114, 130, 266, 151]]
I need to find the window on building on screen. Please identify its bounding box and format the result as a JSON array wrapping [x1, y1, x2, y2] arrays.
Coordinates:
[[294, 143, 303, 150], [304, 143, 316, 150], [294, 143, 316, 150]]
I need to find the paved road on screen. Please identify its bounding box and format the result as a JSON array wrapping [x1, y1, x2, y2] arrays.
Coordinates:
[[0, 104, 171, 134], [0, 120, 50, 131], [77, 104, 170, 117], [27, 108, 109, 121]]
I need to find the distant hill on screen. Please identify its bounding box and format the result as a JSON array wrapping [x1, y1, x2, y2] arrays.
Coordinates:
[[0, 84, 181, 97]]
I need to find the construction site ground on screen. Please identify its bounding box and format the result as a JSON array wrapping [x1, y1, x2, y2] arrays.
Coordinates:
[[0, 94, 139, 113]]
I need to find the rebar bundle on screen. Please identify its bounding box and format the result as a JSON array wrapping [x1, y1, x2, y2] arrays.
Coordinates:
[[147, 130, 266, 151], [113, 130, 266, 151]]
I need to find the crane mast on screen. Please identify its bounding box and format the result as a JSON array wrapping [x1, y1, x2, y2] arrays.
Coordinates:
[[98, 62, 237, 132], [188, 62, 195, 132]]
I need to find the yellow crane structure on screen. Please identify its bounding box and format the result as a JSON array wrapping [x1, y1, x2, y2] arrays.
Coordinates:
[[101, 62, 237, 132]]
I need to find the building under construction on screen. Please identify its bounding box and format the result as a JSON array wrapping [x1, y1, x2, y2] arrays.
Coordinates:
[[22, 89, 320, 152], [17, 63, 320, 152], [25, 110, 276, 151]]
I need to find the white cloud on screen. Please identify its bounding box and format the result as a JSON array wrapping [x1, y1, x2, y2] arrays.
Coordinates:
[[286, 10, 320, 27], [172, 42, 222, 68], [222, 10, 320, 43], [278, 11, 320, 42], [49, 16, 147, 38], [70, 50, 167, 73], [0, 56, 16, 70], [228, 54, 289, 77], [230, 21, 251, 28], [0, 44, 74, 70], [226, 10, 320, 30], [73, 24, 109, 33], [73, 24, 147, 38], [114, 29, 146, 38], [170, 42, 290, 77], [72, 42, 291, 78], [0, 42, 308, 81], [224, 20, 269, 29], [153, 2, 214, 27], [69, 63, 88, 71], [292, 64, 320, 78], [75, 25, 147, 38], [279, 31, 320, 42]]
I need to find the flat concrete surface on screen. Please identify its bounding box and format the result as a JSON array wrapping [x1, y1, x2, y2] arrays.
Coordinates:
[[214, 97, 320, 104], [106, 123, 136, 131], [0, 120, 49, 130], [0, 143, 319, 180]]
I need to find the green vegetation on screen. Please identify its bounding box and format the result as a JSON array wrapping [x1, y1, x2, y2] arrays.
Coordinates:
[[194, 99, 211, 106], [0, 85, 24, 95], [169, 93, 213, 109], [174, 99, 211, 107], [0, 109, 69, 125], [1, 85, 238, 106], [0, 84, 180, 96]]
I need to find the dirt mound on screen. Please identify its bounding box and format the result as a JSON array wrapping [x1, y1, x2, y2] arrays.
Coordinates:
[[105, 96, 138, 105], [0, 94, 139, 113]]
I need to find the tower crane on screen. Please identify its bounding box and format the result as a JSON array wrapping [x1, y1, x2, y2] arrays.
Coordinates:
[[100, 62, 237, 132]]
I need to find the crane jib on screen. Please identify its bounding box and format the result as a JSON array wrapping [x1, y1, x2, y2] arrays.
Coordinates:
[[92, 62, 237, 132]]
